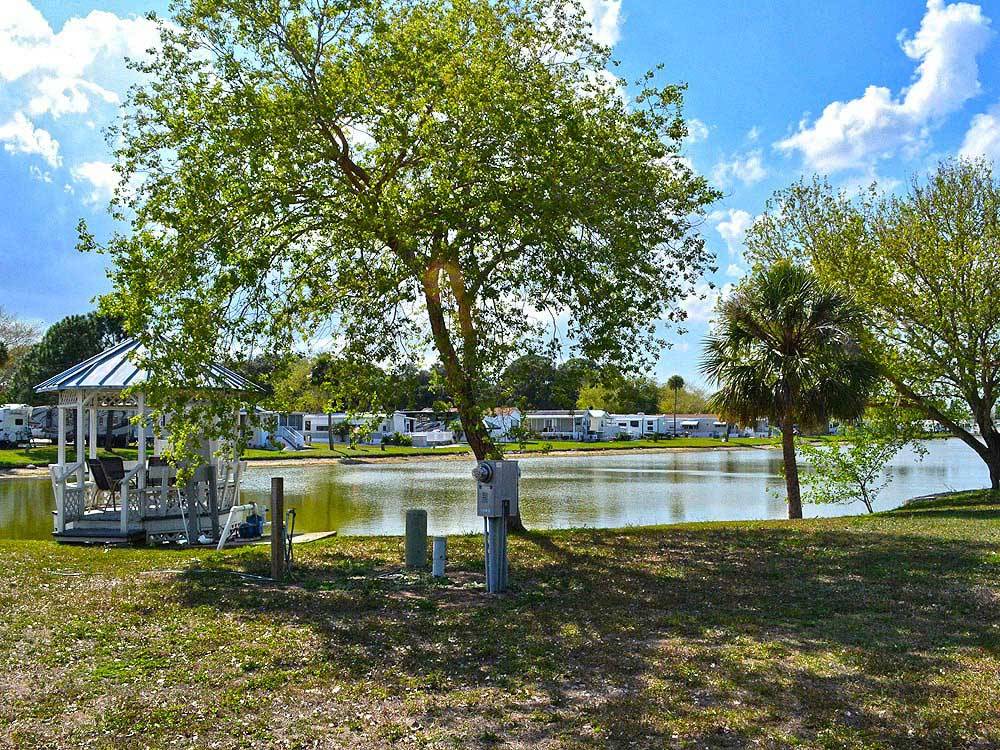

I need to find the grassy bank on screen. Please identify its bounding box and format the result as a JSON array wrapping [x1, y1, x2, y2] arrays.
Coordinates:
[[2, 490, 999, 748], [1, 437, 783, 469]]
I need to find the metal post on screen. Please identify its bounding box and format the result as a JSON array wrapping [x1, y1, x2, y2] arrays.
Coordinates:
[[432, 536, 447, 577], [484, 515, 508, 593], [270, 477, 284, 580], [405, 509, 428, 569]]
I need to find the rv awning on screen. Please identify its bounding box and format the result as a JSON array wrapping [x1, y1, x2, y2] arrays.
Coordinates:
[[713, 421, 728, 427], [680, 420, 700, 428]]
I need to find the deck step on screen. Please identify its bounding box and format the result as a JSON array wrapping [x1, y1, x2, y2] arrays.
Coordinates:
[[53, 528, 146, 545]]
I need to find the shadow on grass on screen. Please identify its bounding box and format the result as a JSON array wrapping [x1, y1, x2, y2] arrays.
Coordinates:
[[174, 508, 1000, 748]]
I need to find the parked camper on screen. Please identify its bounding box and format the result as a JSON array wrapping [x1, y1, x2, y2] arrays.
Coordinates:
[[0, 404, 33, 448]]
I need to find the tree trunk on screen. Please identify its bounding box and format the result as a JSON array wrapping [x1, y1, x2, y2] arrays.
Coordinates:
[[986, 432, 1000, 491], [886, 373, 1000, 491], [421, 261, 525, 532], [105, 409, 114, 453], [328, 411, 334, 451], [781, 417, 803, 519], [673, 390, 678, 437]]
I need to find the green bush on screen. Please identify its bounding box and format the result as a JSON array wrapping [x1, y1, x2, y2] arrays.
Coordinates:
[[381, 432, 413, 447]]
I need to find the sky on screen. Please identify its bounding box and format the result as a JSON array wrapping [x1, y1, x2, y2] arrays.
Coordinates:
[[1, 0, 1000, 388]]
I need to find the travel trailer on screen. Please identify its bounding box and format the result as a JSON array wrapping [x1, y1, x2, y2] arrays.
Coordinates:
[[0, 404, 33, 448]]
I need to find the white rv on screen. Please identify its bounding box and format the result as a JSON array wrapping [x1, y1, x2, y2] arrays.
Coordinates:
[[0, 404, 33, 448]]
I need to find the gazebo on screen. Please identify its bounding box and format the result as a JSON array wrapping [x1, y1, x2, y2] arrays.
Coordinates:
[[35, 338, 261, 544]]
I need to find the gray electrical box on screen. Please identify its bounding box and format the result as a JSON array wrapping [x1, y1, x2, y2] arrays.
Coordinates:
[[473, 460, 520, 517]]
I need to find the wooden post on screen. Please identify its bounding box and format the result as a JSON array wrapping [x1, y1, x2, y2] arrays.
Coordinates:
[[207, 464, 220, 541], [270, 477, 284, 580], [184, 470, 200, 542]]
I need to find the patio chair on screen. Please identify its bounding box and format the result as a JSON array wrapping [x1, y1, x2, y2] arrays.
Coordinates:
[[86, 458, 117, 511], [101, 456, 126, 485], [146, 457, 180, 515]]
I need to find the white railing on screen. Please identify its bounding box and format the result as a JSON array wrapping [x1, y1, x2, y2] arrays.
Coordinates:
[[50, 461, 86, 533], [119, 462, 144, 533], [275, 425, 306, 450]]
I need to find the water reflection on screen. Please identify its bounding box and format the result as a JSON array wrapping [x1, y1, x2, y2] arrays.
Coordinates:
[[0, 439, 989, 540]]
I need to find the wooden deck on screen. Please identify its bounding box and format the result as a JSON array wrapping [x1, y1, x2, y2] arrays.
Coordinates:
[[52, 527, 146, 545]]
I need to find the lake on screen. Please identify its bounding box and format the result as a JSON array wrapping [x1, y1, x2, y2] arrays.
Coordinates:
[[0, 439, 987, 540]]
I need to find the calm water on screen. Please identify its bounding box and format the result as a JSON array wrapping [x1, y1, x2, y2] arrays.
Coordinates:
[[0, 439, 987, 540]]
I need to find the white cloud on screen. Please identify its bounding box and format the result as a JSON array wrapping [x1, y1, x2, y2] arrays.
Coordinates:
[[725, 263, 747, 279], [710, 208, 754, 258], [28, 164, 51, 182], [960, 102, 1000, 161], [580, 0, 622, 47], [0, 1, 161, 187], [685, 118, 709, 144], [712, 149, 768, 186], [0, 2, 161, 87], [746, 126, 761, 142], [28, 76, 120, 118], [0, 111, 60, 166], [71, 160, 118, 204], [682, 282, 735, 325], [778, 0, 993, 173]]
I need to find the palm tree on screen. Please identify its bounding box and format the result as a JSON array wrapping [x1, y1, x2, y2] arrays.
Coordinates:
[[701, 261, 878, 519], [666, 375, 684, 436]]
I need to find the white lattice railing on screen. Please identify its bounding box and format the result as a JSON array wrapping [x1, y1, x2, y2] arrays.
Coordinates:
[[50, 461, 86, 533], [119, 463, 144, 533]]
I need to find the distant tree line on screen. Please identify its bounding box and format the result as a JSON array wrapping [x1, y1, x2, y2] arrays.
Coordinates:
[[0, 309, 126, 405], [229, 349, 710, 418]]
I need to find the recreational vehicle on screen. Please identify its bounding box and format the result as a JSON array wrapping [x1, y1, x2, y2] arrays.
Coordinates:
[[0, 404, 33, 448]]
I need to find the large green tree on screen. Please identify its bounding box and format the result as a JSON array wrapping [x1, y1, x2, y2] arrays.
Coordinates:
[[748, 160, 1000, 489], [657, 381, 709, 416], [501, 354, 557, 410], [88, 0, 717, 528], [702, 261, 878, 518]]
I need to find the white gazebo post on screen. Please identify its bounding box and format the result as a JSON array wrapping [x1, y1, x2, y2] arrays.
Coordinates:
[[57, 405, 66, 466], [76, 392, 85, 487], [88, 401, 98, 461], [137, 392, 147, 486], [54, 404, 67, 533]]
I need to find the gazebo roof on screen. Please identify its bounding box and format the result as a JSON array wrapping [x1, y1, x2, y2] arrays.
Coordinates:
[[34, 338, 261, 394]]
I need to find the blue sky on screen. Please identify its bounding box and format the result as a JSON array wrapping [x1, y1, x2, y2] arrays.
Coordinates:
[[2, 0, 1000, 387]]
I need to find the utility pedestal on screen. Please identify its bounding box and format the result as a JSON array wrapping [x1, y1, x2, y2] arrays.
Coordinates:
[[473, 460, 520, 594]]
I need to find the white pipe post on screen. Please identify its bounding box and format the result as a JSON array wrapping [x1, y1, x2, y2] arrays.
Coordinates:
[[432, 537, 447, 577], [88, 403, 97, 461]]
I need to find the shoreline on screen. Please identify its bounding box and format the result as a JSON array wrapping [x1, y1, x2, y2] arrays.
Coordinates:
[[0, 441, 778, 478]]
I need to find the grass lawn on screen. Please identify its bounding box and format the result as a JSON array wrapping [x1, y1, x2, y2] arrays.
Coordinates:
[[1, 438, 770, 469], [2, 491, 999, 748], [0, 445, 140, 469]]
